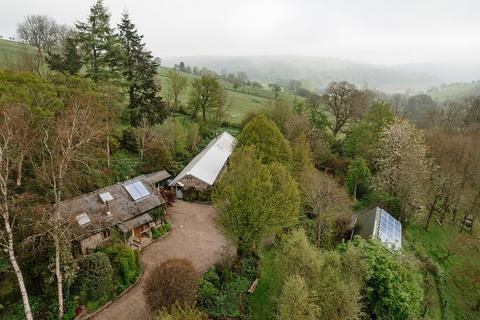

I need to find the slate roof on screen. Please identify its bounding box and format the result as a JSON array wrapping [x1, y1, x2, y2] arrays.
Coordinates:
[[169, 131, 236, 187], [57, 173, 166, 240]]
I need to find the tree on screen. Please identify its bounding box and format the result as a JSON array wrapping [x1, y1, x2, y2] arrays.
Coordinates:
[[46, 36, 83, 75], [321, 81, 367, 139], [118, 12, 166, 126], [166, 70, 188, 111], [38, 91, 104, 319], [344, 101, 394, 162], [0, 103, 34, 320], [345, 158, 371, 199], [76, 0, 121, 82], [77, 252, 114, 305], [237, 114, 292, 167], [213, 146, 300, 254], [17, 15, 68, 58], [373, 118, 430, 221], [144, 258, 197, 312], [278, 275, 319, 320], [352, 238, 424, 319], [276, 230, 364, 320], [299, 167, 352, 248], [188, 75, 226, 123], [155, 302, 208, 320], [268, 83, 281, 101]]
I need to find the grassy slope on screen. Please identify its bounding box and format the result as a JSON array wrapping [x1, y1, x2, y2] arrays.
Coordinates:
[[428, 82, 480, 102], [0, 39, 35, 69], [404, 222, 480, 320], [157, 66, 299, 123]]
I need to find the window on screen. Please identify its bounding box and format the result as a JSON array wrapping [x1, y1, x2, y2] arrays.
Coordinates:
[[102, 229, 110, 239], [99, 192, 114, 203], [76, 213, 91, 226]]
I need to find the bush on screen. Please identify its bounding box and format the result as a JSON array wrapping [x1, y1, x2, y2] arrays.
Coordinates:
[[152, 221, 172, 239], [155, 302, 208, 320], [121, 127, 139, 153], [152, 228, 161, 239], [144, 258, 197, 312], [75, 252, 114, 307], [197, 260, 253, 318], [101, 243, 141, 291], [183, 188, 212, 202]]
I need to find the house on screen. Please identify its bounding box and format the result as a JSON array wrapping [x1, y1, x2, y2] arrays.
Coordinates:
[[169, 131, 236, 198], [57, 170, 171, 254], [352, 206, 402, 250]]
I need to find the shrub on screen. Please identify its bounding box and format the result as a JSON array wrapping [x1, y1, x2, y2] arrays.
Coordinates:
[[152, 228, 161, 239], [121, 127, 139, 153], [75, 252, 114, 306], [144, 258, 197, 312], [152, 221, 172, 239], [101, 243, 141, 291], [197, 263, 252, 318], [155, 302, 208, 320]]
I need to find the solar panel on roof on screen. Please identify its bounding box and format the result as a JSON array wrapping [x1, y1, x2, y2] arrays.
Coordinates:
[[377, 209, 402, 250], [124, 181, 151, 201], [133, 181, 150, 198]]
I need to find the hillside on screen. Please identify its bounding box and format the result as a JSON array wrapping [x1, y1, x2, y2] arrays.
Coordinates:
[[156, 66, 298, 123], [427, 81, 480, 102], [0, 39, 34, 69], [163, 55, 440, 93], [0, 40, 292, 124]]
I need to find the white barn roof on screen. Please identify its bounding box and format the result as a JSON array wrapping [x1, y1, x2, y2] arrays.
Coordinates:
[[169, 131, 236, 187]]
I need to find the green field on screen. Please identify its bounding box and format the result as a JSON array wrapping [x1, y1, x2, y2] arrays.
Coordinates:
[[404, 222, 480, 320], [427, 82, 480, 102], [156, 66, 299, 123], [0, 39, 36, 69]]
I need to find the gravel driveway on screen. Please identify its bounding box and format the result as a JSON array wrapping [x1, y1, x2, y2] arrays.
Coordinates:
[[90, 200, 232, 320]]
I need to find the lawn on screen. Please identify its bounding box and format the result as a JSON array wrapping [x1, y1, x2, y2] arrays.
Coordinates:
[[247, 249, 282, 320], [404, 222, 480, 320]]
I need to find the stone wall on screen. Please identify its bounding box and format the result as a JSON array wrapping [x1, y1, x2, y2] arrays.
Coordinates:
[[80, 231, 108, 255], [179, 175, 210, 191]]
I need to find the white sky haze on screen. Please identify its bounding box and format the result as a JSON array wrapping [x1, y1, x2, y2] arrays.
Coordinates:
[[1, 0, 479, 65]]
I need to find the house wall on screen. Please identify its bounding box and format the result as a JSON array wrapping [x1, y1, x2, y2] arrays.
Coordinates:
[[80, 231, 108, 255], [179, 175, 210, 191]]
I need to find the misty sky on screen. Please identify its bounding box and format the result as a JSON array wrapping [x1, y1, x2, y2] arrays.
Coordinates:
[[2, 0, 479, 65]]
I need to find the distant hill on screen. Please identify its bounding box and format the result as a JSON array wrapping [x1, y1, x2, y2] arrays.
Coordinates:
[[427, 81, 480, 102], [163, 55, 440, 93]]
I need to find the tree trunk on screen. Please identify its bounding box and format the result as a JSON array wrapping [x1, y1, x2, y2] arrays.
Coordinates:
[[2, 207, 33, 320], [54, 234, 64, 320], [15, 157, 23, 187]]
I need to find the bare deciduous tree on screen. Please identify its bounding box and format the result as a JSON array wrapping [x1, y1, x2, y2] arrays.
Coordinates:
[[17, 15, 68, 55], [321, 81, 367, 138], [0, 105, 33, 320], [38, 93, 103, 319]]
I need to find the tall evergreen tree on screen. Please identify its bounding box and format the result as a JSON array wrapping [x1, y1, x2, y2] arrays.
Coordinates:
[[118, 12, 165, 126], [76, 0, 121, 82], [46, 36, 83, 75]]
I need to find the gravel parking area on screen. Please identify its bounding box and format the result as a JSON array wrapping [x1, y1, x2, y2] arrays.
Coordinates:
[[90, 200, 232, 320]]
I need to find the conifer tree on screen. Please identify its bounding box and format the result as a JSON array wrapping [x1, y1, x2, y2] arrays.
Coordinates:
[[76, 0, 121, 82], [46, 36, 83, 75], [118, 12, 166, 126]]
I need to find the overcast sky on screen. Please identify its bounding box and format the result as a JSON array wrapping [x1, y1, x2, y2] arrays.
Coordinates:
[[2, 0, 479, 65]]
